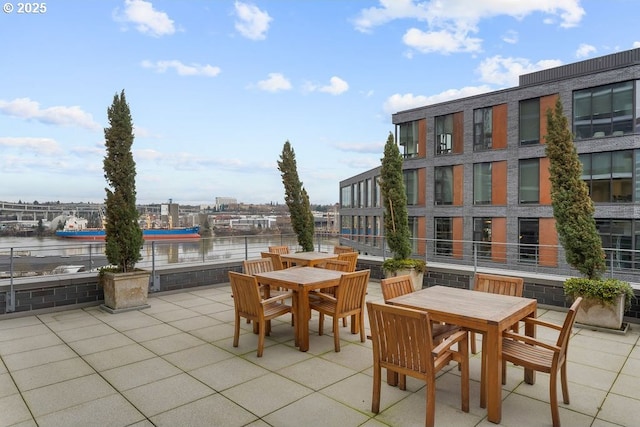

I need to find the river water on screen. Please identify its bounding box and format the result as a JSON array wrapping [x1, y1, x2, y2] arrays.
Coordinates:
[[0, 235, 340, 275]]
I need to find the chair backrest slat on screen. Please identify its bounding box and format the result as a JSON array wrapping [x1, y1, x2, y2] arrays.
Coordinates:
[[268, 245, 290, 255], [474, 273, 523, 297], [261, 252, 284, 270], [380, 275, 414, 302], [333, 245, 355, 254], [229, 271, 262, 318], [335, 270, 370, 314], [557, 297, 582, 358], [337, 251, 358, 272], [243, 258, 274, 275], [321, 259, 351, 272]]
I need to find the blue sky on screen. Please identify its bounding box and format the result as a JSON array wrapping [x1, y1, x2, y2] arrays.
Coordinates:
[[1, 1, 639, 206]]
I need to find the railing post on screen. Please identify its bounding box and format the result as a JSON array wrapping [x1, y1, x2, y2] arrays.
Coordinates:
[[6, 248, 15, 313], [244, 237, 248, 260], [150, 241, 160, 292]]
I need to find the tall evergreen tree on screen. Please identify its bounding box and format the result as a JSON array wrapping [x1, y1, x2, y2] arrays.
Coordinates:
[[380, 132, 411, 260], [103, 90, 143, 272], [277, 141, 314, 251], [545, 98, 605, 279]]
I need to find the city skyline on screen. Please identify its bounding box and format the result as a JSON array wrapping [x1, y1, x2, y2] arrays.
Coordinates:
[[1, 1, 639, 205]]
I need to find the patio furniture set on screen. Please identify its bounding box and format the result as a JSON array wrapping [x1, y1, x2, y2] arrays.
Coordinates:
[[229, 246, 582, 427]]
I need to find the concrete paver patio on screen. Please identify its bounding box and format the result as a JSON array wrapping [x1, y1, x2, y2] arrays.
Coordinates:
[[0, 281, 638, 427]]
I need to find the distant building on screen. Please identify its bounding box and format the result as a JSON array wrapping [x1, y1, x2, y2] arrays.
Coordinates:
[[339, 47, 640, 278], [215, 197, 238, 211]]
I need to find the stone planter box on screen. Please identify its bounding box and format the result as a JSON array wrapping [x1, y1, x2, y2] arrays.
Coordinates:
[[101, 270, 151, 313], [575, 293, 625, 330]]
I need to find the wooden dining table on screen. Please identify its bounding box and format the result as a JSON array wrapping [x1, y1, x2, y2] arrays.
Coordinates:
[[254, 266, 343, 352], [388, 285, 537, 424], [279, 251, 339, 267]]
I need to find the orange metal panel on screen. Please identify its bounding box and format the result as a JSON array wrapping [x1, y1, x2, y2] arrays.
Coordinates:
[[416, 216, 426, 256], [540, 94, 558, 145], [452, 217, 464, 259], [492, 161, 507, 205], [491, 217, 507, 263], [539, 217, 558, 267], [417, 168, 426, 206], [492, 104, 508, 149], [418, 118, 427, 158], [539, 157, 552, 205], [453, 112, 464, 154]]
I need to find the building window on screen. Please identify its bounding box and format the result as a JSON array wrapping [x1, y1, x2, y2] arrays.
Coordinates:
[[580, 150, 633, 203], [435, 114, 453, 155], [373, 176, 381, 207], [519, 98, 540, 145], [597, 219, 633, 270], [473, 218, 492, 260], [473, 162, 492, 204], [365, 178, 372, 207], [404, 170, 418, 206], [519, 218, 539, 263], [434, 218, 452, 256], [573, 80, 634, 139], [473, 107, 492, 151], [374, 216, 381, 247], [340, 186, 351, 208], [340, 215, 352, 236], [399, 121, 419, 158], [358, 181, 365, 208], [519, 158, 540, 203], [434, 166, 453, 205]]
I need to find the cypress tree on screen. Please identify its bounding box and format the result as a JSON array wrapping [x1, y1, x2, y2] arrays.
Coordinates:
[[545, 98, 605, 279], [278, 141, 314, 251], [380, 132, 411, 260], [103, 90, 143, 272]]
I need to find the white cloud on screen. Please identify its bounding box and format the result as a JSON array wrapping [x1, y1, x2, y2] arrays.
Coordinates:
[[319, 77, 349, 95], [141, 60, 221, 77], [234, 1, 272, 40], [575, 43, 596, 58], [116, 0, 175, 37], [502, 30, 518, 44], [255, 73, 292, 92], [0, 137, 62, 155], [354, 0, 585, 54], [333, 142, 384, 154], [403, 28, 482, 54], [383, 86, 492, 114], [632, 41, 640, 48], [0, 98, 101, 131], [476, 55, 563, 86]]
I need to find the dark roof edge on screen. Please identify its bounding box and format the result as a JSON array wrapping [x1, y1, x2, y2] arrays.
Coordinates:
[[519, 47, 640, 86]]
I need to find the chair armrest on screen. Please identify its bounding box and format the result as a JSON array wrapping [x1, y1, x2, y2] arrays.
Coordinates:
[[309, 292, 337, 303], [262, 292, 294, 305], [432, 330, 467, 357], [521, 316, 562, 331], [503, 331, 561, 352]]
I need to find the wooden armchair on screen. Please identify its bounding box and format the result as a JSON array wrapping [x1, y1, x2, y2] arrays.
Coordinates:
[[228, 271, 293, 357], [471, 273, 524, 354], [333, 245, 355, 254], [380, 275, 460, 344], [309, 269, 370, 352], [367, 301, 469, 427], [501, 297, 583, 427], [337, 251, 358, 272], [268, 245, 289, 254], [260, 251, 284, 270]]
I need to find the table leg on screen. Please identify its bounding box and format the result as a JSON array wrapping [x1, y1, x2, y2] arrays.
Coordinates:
[[296, 287, 310, 352], [484, 328, 502, 424], [524, 312, 537, 384]]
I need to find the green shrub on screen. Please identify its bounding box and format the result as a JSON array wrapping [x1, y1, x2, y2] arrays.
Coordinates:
[[564, 278, 635, 311], [382, 258, 426, 274]]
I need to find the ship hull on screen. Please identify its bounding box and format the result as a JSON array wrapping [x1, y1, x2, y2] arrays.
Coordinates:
[[55, 227, 200, 240]]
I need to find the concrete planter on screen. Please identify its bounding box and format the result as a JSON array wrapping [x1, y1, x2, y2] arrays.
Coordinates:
[[101, 270, 151, 313], [384, 268, 425, 291], [575, 293, 625, 330]]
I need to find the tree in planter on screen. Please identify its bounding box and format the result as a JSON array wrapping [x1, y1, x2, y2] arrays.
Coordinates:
[[545, 98, 605, 279], [277, 141, 314, 252], [103, 90, 143, 272], [379, 132, 425, 274], [546, 98, 634, 326]]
